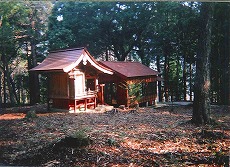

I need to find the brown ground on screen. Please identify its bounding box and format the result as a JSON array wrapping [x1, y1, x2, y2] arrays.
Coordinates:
[[0, 105, 229, 167]]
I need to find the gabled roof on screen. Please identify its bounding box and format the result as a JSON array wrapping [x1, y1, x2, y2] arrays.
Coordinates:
[[30, 48, 113, 75], [98, 61, 159, 78]]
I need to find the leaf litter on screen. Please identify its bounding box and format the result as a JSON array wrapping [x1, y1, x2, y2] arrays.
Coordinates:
[[0, 105, 229, 166]]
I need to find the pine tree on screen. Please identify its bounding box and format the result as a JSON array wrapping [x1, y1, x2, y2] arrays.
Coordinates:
[[192, 3, 213, 125]]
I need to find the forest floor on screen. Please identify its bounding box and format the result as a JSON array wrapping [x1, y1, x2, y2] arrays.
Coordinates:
[[0, 104, 229, 167]]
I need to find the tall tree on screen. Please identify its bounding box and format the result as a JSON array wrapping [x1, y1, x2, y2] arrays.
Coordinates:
[[192, 3, 213, 125], [17, 2, 51, 105], [229, 4, 230, 106], [48, 2, 158, 61], [0, 2, 24, 105], [48, 2, 202, 103], [0, 2, 51, 106], [210, 3, 230, 105]]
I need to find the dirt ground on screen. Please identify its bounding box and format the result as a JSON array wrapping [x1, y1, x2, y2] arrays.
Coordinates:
[[0, 105, 229, 167]]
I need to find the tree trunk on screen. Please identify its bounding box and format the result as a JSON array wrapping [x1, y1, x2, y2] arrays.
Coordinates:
[[189, 62, 193, 101], [9, 74, 19, 104], [105, 48, 109, 61], [163, 45, 169, 102], [156, 54, 162, 102], [27, 10, 41, 105], [183, 55, 187, 101], [5, 64, 16, 105], [229, 4, 230, 106], [0, 72, 2, 108], [175, 54, 180, 101], [17, 75, 21, 104], [192, 3, 213, 125], [2, 54, 6, 105], [27, 42, 40, 105], [220, 4, 230, 105]]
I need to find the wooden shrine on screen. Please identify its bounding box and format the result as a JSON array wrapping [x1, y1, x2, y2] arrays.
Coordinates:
[[31, 47, 162, 111], [30, 48, 113, 112]]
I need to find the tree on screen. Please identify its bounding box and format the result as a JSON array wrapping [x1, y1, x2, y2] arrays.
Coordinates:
[[0, 2, 51, 106], [0, 2, 24, 105], [229, 5, 230, 106], [210, 3, 230, 105], [26, 2, 50, 105], [48, 2, 159, 61], [192, 3, 214, 125], [15, 2, 51, 105], [175, 2, 199, 101], [48, 2, 203, 103]]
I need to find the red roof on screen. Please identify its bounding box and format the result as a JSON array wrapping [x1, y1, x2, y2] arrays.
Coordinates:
[[30, 48, 113, 74], [31, 48, 84, 71], [98, 61, 159, 78]]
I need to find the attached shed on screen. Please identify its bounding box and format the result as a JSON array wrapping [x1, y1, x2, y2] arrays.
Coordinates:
[[98, 61, 162, 107], [30, 48, 113, 112]]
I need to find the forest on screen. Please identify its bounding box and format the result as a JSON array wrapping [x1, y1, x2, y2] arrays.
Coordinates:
[[0, 1, 229, 108], [0, 1, 229, 166]]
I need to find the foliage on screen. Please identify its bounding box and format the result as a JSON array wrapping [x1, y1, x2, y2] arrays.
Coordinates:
[[0, 1, 229, 109], [25, 110, 38, 120], [107, 138, 117, 146], [67, 128, 92, 147], [0, 2, 52, 106], [72, 129, 88, 140], [210, 3, 230, 105], [119, 80, 143, 108]]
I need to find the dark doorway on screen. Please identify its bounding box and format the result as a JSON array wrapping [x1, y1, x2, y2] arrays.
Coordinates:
[[104, 82, 117, 105], [86, 78, 95, 91]]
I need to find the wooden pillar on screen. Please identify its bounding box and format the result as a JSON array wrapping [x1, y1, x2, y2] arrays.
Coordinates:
[[100, 84, 105, 104], [74, 100, 76, 113], [84, 98, 87, 111], [47, 74, 50, 111]]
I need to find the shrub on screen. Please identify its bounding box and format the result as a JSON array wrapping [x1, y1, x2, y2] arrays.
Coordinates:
[[25, 110, 38, 120], [72, 129, 88, 140], [69, 129, 92, 147]]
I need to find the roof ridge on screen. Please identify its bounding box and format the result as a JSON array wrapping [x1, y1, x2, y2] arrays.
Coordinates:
[[100, 61, 140, 63], [49, 47, 85, 53]]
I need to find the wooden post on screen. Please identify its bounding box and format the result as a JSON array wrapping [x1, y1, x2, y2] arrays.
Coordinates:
[[100, 84, 105, 105], [47, 74, 50, 111], [74, 100, 76, 113], [84, 98, 87, 111], [94, 96, 96, 108]]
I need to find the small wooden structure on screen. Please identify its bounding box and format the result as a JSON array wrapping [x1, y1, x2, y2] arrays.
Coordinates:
[[31, 47, 162, 111], [98, 61, 162, 107], [30, 48, 113, 112]]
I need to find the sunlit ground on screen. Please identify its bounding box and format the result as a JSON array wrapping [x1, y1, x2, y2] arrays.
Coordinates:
[[0, 105, 229, 166], [0, 113, 26, 120]]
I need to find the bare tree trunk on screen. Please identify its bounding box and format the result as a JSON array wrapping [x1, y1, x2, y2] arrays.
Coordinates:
[[2, 54, 6, 105], [28, 42, 40, 105], [0, 71, 2, 108], [229, 4, 230, 106], [175, 54, 180, 101], [156, 54, 162, 102], [192, 3, 213, 125], [189, 62, 193, 101], [9, 74, 19, 104], [17, 76, 21, 104], [5, 64, 16, 105], [105, 48, 109, 61], [183, 55, 187, 101], [221, 4, 230, 105], [21, 77, 26, 104], [163, 48, 169, 102]]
